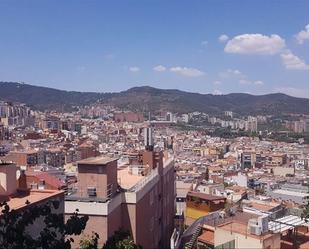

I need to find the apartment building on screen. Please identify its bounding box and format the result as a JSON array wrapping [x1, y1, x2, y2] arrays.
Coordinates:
[[65, 148, 175, 248], [0, 160, 65, 238], [5, 150, 44, 168]]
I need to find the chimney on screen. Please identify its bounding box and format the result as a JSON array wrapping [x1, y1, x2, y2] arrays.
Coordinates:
[[18, 170, 28, 190]]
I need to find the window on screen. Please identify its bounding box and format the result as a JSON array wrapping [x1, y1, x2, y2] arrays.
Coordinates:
[[87, 187, 97, 197]]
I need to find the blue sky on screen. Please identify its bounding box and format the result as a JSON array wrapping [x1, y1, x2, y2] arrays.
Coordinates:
[[0, 0, 309, 97]]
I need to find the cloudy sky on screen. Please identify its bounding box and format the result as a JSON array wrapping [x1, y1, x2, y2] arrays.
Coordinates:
[[0, 0, 309, 97]]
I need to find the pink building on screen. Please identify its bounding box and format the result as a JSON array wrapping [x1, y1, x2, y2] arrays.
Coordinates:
[[0, 160, 65, 238], [65, 149, 175, 248]]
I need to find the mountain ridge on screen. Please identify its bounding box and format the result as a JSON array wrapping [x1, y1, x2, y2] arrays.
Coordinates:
[[1, 81, 309, 115]]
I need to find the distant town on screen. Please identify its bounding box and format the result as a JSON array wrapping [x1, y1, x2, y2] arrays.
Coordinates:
[[1, 99, 309, 248]]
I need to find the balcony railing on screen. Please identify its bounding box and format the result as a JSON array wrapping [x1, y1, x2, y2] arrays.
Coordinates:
[[128, 167, 158, 193]]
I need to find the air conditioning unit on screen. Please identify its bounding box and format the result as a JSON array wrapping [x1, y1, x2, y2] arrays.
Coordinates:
[[248, 218, 262, 235], [249, 224, 262, 235]]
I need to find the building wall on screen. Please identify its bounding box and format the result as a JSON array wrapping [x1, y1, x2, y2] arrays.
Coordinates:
[[161, 163, 176, 249], [77, 160, 117, 199], [135, 186, 160, 248], [5, 152, 27, 166], [272, 167, 294, 177], [107, 204, 122, 239], [0, 164, 17, 195], [121, 203, 137, 242], [66, 215, 108, 248], [214, 226, 280, 249], [78, 165, 108, 198]]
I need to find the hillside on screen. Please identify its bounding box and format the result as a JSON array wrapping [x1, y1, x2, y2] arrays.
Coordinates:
[[1, 82, 309, 115], [0, 82, 107, 111], [102, 86, 309, 115]]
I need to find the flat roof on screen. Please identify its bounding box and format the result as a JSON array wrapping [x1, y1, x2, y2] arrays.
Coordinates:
[[218, 221, 275, 240], [117, 166, 145, 189], [187, 191, 226, 201], [0, 189, 64, 212], [245, 201, 281, 212], [77, 156, 117, 165], [198, 230, 214, 245], [272, 189, 309, 198], [268, 215, 309, 233]]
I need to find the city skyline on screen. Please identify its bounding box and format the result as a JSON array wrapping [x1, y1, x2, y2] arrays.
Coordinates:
[[0, 1, 309, 97]]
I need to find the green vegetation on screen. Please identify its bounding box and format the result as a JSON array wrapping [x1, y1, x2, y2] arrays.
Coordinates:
[[0, 200, 88, 249], [0, 201, 140, 249], [210, 128, 256, 139], [269, 132, 309, 144], [2, 83, 309, 115], [103, 229, 140, 249], [79, 233, 99, 249]]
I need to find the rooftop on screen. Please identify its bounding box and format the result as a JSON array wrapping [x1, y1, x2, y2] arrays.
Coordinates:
[[197, 230, 214, 245], [0, 189, 64, 211], [78, 156, 117, 165], [187, 191, 226, 201], [218, 221, 275, 240], [117, 166, 145, 189], [272, 189, 309, 198]]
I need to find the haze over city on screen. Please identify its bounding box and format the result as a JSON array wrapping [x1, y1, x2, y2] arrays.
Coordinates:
[[0, 0, 309, 97]]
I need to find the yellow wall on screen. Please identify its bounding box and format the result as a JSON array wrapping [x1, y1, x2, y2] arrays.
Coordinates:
[[186, 206, 209, 220]]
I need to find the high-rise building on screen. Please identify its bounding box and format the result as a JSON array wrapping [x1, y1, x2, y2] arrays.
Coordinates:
[[144, 126, 154, 151], [245, 116, 258, 132]]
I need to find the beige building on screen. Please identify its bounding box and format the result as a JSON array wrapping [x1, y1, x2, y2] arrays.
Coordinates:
[[195, 214, 281, 249], [214, 220, 281, 249], [65, 149, 175, 248]]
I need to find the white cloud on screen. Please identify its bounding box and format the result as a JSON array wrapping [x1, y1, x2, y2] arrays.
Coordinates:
[[153, 65, 166, 72], [227, 69, 242, 76], [220, 69, 264, 86], [239, 79, 251, 85], [239, 79, 264, 86], [201, 40, 208, 47], [129, 66, 140, 72], [220, 69, 246, 79], [280, 50, 309, 70], [224, 34, 285, 55], [213, 80, 222, 85], [170, 66, 205, 77], [254, 80, 264, 85], [295, 24, 309, 44], [213, 89, 223, 95], [218, 34, 229, 43]]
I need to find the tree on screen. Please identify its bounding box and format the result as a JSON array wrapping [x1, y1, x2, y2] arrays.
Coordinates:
[[103, 229, 140, 249], [0, 200, 89, 249], [79, 232, 99, 249]]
